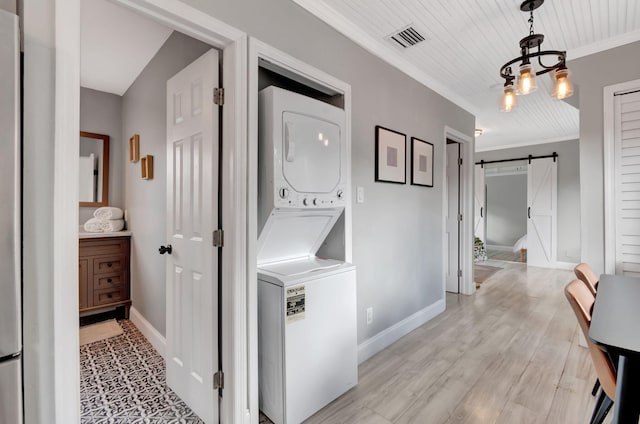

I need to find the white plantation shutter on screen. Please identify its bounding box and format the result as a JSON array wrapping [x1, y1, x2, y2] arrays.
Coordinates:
[[614, 90, 640, 276]]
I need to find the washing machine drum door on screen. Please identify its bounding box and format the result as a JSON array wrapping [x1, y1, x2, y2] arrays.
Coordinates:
[[282, 112, 341, 193]]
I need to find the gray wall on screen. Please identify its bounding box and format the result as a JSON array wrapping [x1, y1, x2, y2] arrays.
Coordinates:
[[176, 0, 474, 342], [570, 41, 640, 273], [485, 174, 527, 247], [0, 0, 16, 13], [476, 139, 581, 263], [122, 32, 210, 335], [79, 87, 124, 224]]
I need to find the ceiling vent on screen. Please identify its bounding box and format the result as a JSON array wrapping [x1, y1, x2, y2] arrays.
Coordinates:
[[387, 25, 426, 49]]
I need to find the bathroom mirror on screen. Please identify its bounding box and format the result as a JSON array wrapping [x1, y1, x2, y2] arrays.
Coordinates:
[[79, 131, 110, 207]]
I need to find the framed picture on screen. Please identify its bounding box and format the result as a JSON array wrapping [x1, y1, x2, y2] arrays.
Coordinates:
[[141, 155, 154, 180], [375, 126, 406, 184], [129, 134, 140, 163], [411, 137, 434, 187]]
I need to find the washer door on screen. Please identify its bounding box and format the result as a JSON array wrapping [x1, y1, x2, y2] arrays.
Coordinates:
[[282, 112, 341, 193]]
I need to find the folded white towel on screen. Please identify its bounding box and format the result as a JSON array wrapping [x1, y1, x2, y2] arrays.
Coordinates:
[[94, 207, 124, 220], [100, 219, 125, 232], [83, 217, 105, 233]]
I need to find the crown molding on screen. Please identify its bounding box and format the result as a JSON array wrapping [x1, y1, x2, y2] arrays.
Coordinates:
[[291, 0, 478, 116], [569, 28, 640, 61], [475, 133, 579, 152]]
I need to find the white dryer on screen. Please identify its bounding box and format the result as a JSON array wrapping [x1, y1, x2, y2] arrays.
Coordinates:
[[258, 86, 347, 232]]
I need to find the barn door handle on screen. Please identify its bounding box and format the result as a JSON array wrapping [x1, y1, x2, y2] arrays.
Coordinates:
[[528, 207, 531, 219], [159, 244, 172, 255], [480, 207, 483, 218]]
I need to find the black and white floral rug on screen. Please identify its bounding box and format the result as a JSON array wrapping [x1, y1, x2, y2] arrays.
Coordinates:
[[80, 320, 204, 424]]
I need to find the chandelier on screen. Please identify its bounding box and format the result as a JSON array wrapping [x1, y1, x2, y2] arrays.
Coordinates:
[[500, 0, 574, 112]]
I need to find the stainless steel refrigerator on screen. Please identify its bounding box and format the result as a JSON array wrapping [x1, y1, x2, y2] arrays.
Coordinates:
[[0, 8, 23, 424]]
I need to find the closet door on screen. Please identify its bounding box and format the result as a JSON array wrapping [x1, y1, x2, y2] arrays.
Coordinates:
[[474, 164, 486, 243], [614, 90, 640, 276], [527, 158, 557, 268]]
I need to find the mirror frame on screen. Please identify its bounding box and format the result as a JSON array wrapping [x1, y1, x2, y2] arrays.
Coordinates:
[[79, 131, 110, 207]]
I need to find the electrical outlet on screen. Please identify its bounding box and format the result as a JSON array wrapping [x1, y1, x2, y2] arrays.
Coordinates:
[[366, 307, 373, 325]]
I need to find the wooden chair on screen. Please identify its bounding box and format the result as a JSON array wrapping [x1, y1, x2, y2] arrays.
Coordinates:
[[574, 263, 599, 296], [565, 279, 617, 424]]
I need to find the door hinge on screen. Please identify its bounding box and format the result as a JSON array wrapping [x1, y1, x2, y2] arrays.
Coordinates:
[[213, 87, 225, 105], [458, 269, 462, 278], [213, 229, 224, 247], [213, 371, 224, 390], [457, 214, 463, 222], [458, 158, 463, 166]]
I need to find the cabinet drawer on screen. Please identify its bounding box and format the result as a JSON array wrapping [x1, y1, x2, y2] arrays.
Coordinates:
[[93, 256, 124, 273], [80, 238, 128, 257], [93, 287, 125, 306], [93, 272, 124, 290]]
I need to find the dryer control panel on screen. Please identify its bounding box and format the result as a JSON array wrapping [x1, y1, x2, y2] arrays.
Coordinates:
[[275, 183, 345, 208]]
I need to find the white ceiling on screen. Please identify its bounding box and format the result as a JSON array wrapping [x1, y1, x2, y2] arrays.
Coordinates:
[[293, 0, 640, 151], [80, 0, 172, 96]]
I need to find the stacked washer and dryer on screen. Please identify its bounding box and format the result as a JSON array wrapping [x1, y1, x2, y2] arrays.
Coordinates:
[[257, 86, 357, 424]]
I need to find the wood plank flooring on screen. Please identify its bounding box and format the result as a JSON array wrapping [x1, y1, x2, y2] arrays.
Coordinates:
[[302, 261, 609, 424]]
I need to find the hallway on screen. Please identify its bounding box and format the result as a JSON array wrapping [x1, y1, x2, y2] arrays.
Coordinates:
[[303, 262, 604, 423]]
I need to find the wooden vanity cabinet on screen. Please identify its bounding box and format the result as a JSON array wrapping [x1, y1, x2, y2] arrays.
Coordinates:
[[79, 236, 131, 318]]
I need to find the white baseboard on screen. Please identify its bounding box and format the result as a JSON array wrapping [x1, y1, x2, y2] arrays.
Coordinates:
[[129, 306, 166, 359], [486, 244, 514, 252], [555, 261, 579, 271], [357, 299, 445, 364]]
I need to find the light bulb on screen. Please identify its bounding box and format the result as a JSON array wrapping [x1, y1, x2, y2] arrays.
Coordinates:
[[501, 85, 517, 112], [551, 68, 574, 100], [516, 63, 537, 95]]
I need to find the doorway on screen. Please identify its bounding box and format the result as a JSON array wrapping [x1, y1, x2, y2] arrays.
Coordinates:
[[445, 140, 461, 293], [475, 155, 558, 268], [483, 162, 527, 263], [78, 2, 221, 422]]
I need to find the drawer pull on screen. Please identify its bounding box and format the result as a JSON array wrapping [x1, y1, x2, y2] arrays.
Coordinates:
[[107, 263, 113, 267], [107, 278, 112, 283], [107, 294, 113, 298]]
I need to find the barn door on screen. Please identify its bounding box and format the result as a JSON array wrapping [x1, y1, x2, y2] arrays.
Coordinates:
[[527, 157, 557, 268]]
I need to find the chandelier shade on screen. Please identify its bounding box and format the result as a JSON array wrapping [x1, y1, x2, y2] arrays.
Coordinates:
[[499, 0, 573, 111]]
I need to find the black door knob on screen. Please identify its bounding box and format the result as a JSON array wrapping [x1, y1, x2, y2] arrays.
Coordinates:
[[159, 244, 172, 255]]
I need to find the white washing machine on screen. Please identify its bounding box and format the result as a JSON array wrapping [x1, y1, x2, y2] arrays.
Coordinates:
[[258, 258, 357, 424], [257, 86, 357, 424]]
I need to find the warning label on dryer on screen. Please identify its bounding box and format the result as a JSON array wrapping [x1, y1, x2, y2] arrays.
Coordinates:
[[286, 285, 305, 323]]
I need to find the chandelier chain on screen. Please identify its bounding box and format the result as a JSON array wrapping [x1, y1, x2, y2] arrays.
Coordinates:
[[529, 10, 534, 36]]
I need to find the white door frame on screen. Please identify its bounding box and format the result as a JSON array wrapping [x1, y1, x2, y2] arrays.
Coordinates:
[[247, 38, 353, 419], [603, 78, 640, 275], [443, 127, 475, 295], [24, 1, 251, 423]]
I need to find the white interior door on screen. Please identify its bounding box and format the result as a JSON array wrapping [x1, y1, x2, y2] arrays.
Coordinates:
[[527, 157, 557, 268], [474, 164, 486, 243], [166, 49, 220, 424], [614, 90, 640, 275], [446, 142, 460, 292]]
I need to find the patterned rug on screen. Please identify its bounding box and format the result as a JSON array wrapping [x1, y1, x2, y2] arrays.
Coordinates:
[[80, 320, 204, 424]]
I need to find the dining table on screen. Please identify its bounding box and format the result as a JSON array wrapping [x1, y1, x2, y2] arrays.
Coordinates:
[[590, 274, 640, 423]]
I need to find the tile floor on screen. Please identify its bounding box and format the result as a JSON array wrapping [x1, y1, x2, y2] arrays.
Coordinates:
[[80, 320, 204, 424]]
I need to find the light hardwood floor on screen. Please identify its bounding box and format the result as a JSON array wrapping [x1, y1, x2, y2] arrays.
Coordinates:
[[304, 261, 609, 424]]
